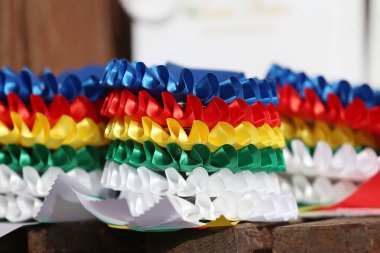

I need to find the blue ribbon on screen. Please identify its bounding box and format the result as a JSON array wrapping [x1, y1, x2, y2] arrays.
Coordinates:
[[267, 64, 380, 108], [100, 59, 278, 105], [0, 65, 105, 102]]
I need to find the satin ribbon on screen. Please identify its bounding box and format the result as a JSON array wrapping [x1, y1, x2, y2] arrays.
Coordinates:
[[106, 140, 285, 173], [102, 162, 282, 197], [1, 65, 106, 102], [0, 93, 104, 128], [0, 144, 106, 172], [282, 116, 379, 149], [278, 84, 380, 135], [0, 164, 103, 197], [105, 116, 284, 151], [101, 89, 280, 128], [0, 193, 42, 222], [279, 175, 358, 205], [268, 64, 380, 108], [0, 112, 108, 149], [100, 59, 278, 105], [284, 139, 380, 182]]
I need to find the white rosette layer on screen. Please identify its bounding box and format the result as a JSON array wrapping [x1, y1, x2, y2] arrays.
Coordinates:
[[284, 140, 380, 182]]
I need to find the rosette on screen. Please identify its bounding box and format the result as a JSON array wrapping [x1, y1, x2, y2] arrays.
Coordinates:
[[105, 116, 284, 151], [0, 112, 108, 149], [106, 140, 284, 173], [0, 65, 106, 102], [0, 194, 42, 222], [282, 116, 379, 149], [101, 89, 280, 128], [0, 144, 106, 172], [100, 59, 278, 105]]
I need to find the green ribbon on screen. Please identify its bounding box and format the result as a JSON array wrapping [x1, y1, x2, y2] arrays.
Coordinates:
[[106, 140, 285, 173], [0, 144, 107, 172]]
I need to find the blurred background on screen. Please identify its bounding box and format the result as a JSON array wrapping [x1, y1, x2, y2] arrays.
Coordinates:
[[2, 0, 380, 86]]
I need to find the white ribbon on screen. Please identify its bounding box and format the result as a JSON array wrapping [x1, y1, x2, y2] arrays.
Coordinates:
[[0, 165, 103, 198], [279, 174, 358, 205], [284, 140, 380, 182], [0, 194, 42, 222], [101, 162, 281, 197]]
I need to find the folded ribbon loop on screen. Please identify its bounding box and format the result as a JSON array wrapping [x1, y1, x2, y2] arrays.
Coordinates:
[[105, 116, 284, 151], [0, 112, 108, 149], [106, 140, 285, 173], [101, 89, 280, 128], [100, 59, 278, 105], [0, 65, 105, 102]]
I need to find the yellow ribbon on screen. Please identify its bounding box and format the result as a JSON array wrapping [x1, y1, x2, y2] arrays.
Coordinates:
[[0, 112, 109, 149], [282, 116, 378, 149], [105, 116, 284, 152]]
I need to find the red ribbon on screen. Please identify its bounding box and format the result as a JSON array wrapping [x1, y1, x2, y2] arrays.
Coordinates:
[[278, 84, 380, 134], [101, 89, 281, 128], [323, 171, 380, 210], [0, 93, 105, 128]]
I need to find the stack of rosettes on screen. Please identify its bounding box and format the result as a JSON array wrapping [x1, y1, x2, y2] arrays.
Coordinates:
[[0, 65, 108, 221], [98, 60, 298, 229], [268, 64, 380, 207]]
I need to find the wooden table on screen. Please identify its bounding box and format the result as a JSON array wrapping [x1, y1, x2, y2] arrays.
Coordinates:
[[2, 217, 380, 252]]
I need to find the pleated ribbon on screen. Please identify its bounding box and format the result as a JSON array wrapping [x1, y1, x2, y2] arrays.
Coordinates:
[[268, 64, 380, 108], [0, 112, 108, 149], [0, 65, 106, 102], [0, 193, 42, 222], [102, 163, 282, 198], [0, 93, 104, 128], [0, 144, 106, 172], [105, 116, 285, 151], [106, 140, 285, 173], [100, 59, 278, 105], [282, 116, 379, 149], [101, 89, 280, 128], [278, 84, 380, 135], [284, 139, 380, 182], [0, 164, 103, 198]]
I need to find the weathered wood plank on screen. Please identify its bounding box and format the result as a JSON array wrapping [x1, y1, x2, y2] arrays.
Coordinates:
[[273, 217, 380, 253], [27, 221, 146, 253], [146, 222, 291, 253]]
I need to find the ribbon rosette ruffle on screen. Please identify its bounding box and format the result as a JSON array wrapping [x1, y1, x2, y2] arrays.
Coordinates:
[[0, 65, 106, 103], [0, 144, 106, 172], [282, 116, 378, 149], [0, 193, 42, 222], [268, 64, 380, 108], [0, 112, 108, 149], [277, 84, 380, 135], [0, 164, 103, 198], [0, 93, 104, 128], [105, 116, 284, 151], [100, 59, 278, 105], [101, 89, 280, 128], [106, 140, 284, 173], [280, 175, 358, 205], [102, 162, 282, 197], [284, 139, 380, 182], [99, 167, 297, 223]]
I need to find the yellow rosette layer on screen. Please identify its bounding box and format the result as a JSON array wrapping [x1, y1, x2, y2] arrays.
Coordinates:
[[105, 116, 284, 152], [282, 116, 378, 149], [0, 112, 109, 149]]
